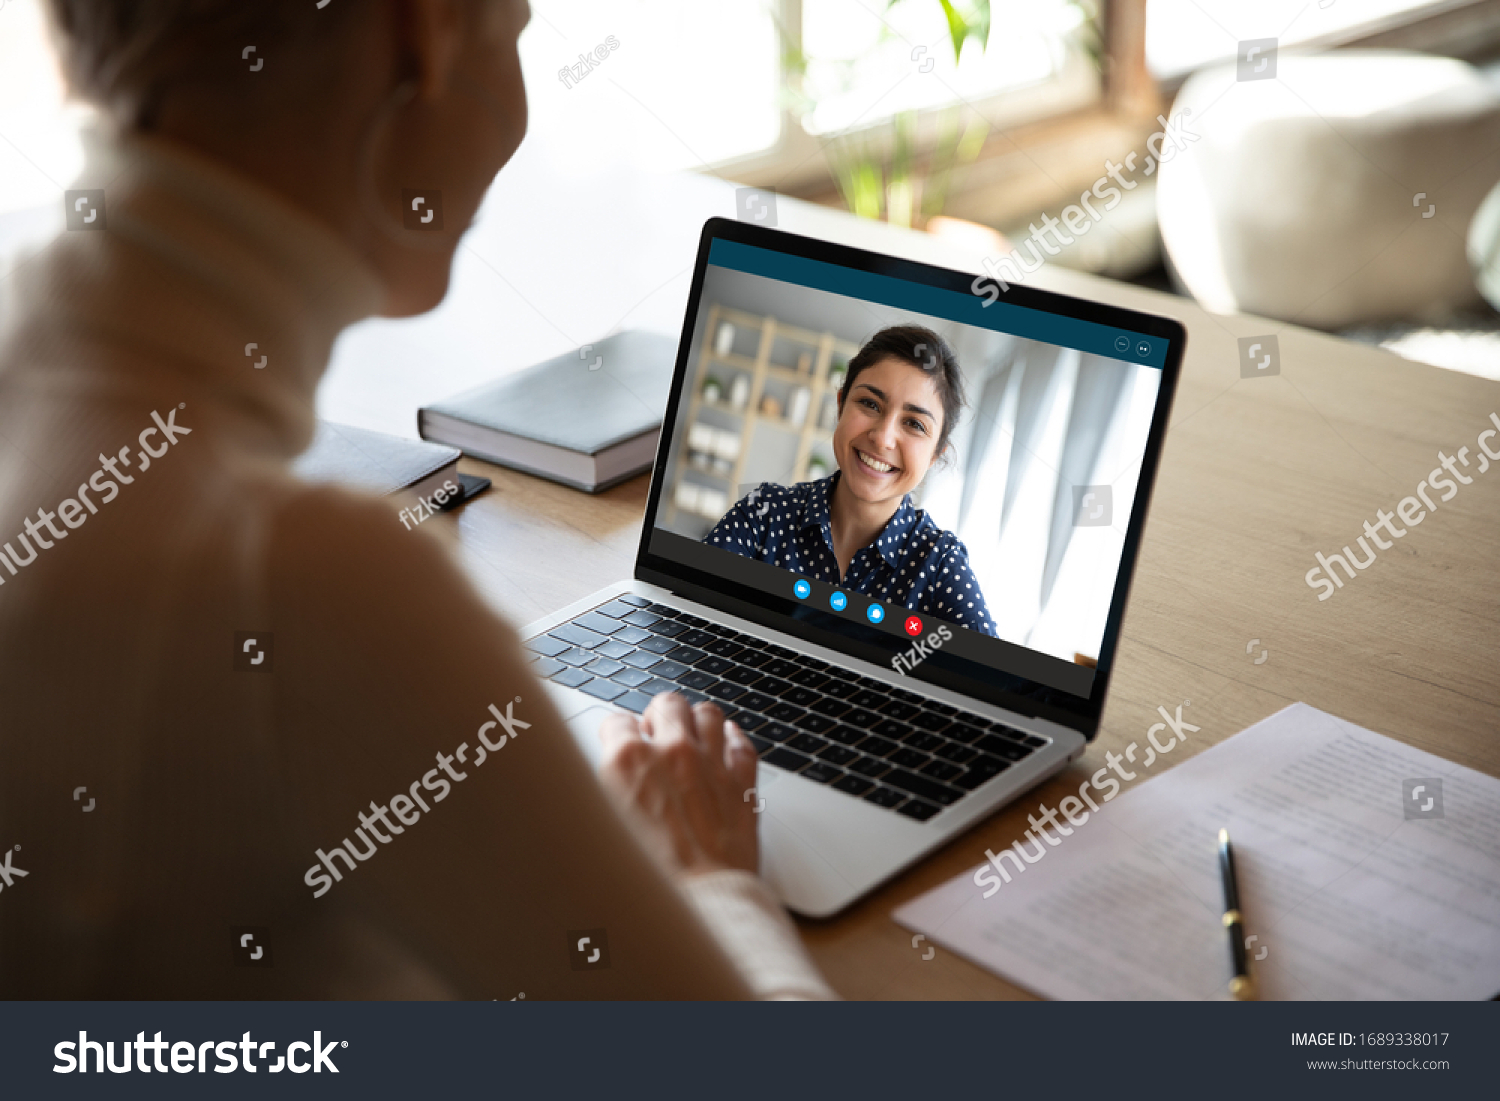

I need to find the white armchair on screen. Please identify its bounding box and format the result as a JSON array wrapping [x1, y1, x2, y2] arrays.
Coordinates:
[[1158, 50, 1500, 330]]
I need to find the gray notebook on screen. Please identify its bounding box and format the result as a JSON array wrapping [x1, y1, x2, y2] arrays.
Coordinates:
[[417, 331, 677, 493], [293, 421, 461, 508]]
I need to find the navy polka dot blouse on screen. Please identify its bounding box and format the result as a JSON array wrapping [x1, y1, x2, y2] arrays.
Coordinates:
[[703, 473, 998, 638]]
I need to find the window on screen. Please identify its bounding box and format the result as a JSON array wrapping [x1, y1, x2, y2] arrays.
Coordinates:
[[0, 0, 787, 215], [0, 0, 1104, 217], [0, 0, 81, 217], [525, 0, 1099, 181], [522, 0, 782, 173], [798, 0, 1092, 135], [1146, 0, 1463, 78]]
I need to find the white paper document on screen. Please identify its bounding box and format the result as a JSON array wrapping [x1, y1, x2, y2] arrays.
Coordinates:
[[894, 703, 1500, 999]]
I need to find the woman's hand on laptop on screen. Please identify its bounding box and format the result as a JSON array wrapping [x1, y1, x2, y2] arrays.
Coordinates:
[[598, 693, 759, 877]]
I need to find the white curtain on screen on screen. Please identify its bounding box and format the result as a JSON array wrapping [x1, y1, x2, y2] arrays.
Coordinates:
[[920, 339, 1153, 663]]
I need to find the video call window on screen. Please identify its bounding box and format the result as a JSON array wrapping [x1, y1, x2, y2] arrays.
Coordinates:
[[654, 261, 1162, 670]]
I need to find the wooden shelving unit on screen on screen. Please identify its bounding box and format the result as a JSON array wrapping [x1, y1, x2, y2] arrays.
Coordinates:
[[664, 304, 860, 533]]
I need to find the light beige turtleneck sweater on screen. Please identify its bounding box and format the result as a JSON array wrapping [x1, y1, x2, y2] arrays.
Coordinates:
[[0, 127, 832, 1000]]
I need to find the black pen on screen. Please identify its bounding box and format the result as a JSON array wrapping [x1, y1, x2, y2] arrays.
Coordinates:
[[1218, 828, 1256, 1000]]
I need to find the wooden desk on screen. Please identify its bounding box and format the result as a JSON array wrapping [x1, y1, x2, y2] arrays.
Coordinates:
[[323, 149, 1500, 1000]]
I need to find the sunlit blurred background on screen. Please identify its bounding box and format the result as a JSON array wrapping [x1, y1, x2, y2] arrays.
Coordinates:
[[5, 0, 1500, 376]]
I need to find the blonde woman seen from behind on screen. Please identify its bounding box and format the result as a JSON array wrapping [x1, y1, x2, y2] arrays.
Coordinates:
[[0, 0, 831, 1000]]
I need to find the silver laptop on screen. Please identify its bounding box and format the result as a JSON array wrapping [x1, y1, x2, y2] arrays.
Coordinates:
[[522, 218, 1185, 917]]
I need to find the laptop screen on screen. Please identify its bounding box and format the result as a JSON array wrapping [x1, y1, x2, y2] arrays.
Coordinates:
[[637, 220, 1183, 737]]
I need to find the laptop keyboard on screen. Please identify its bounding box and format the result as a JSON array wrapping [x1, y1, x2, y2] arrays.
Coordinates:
[[524, 595, 1051, 823]]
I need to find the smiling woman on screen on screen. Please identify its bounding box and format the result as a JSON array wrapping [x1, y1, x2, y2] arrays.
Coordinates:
[[706, 326, 997, 637]]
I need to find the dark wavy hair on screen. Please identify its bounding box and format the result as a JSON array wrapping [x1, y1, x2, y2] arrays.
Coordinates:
[[837, 325, 965, 460]]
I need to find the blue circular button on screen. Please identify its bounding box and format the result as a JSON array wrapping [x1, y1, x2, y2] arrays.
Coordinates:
[[793, 578, 811, 599], [866, 602, 884, 624], [830, 591, 847, 611]]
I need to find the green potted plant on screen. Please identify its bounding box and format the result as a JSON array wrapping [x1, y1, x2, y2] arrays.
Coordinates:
[[779, 0, 1101, 228]]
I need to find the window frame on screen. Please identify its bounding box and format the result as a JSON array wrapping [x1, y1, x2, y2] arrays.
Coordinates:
[[715, 0, 1500, 205]]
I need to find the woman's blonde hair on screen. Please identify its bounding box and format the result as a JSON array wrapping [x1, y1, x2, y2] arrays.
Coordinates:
[[44, 1, 336, 126]]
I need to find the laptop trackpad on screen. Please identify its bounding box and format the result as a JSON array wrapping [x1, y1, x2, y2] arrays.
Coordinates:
[[567, 706, 615, 769]]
